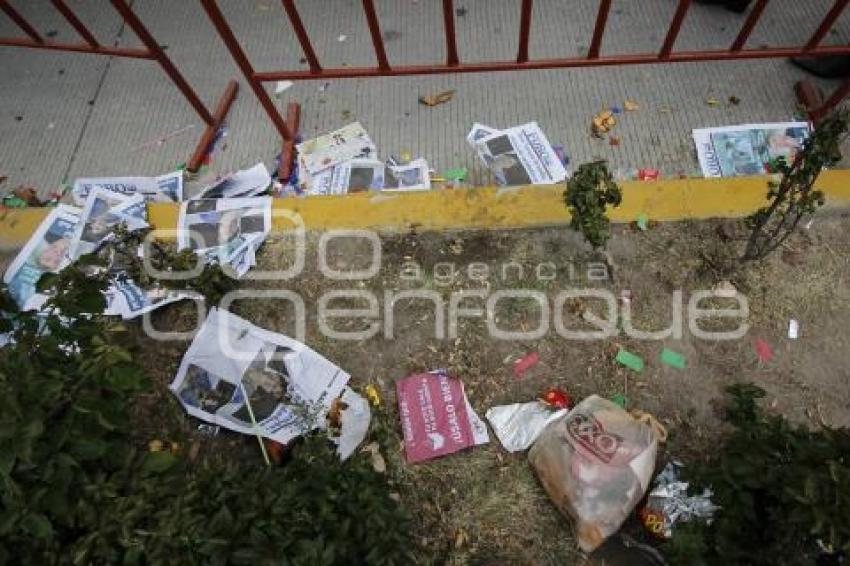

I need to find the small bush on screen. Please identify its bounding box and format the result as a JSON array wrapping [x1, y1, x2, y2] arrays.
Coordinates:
[[666, 383, 850, 565], [0, 260, 413, 564]]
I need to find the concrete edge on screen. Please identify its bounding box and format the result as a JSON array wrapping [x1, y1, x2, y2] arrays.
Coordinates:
[[2, 170, 849, 249]]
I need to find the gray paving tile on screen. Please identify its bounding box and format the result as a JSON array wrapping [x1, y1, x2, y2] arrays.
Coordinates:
[[1, 0, 846, 199]]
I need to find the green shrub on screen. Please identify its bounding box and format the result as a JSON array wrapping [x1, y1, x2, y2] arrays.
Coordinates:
[[0, 258, 413, 565], [563, 160, 622, 250], [666, 383, 850, 565]]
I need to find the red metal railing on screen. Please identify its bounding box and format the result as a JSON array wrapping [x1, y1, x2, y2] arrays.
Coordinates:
[[0, 0, 238, 173], [201, 0, 850, 180]]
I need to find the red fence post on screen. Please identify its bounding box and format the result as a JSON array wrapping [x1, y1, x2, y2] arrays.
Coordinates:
[[730, 0, 769, 52], [281, 0, 322, 73], [659, 0, 692, 59], [517, 0, 533, 64], [49, 0, 99, 48], [200, 0, 300, 180], [362, 0, 390, 70], [442, 0, 459, 66], [0, 0, 42, 43], [805, 0, 850, 51], [588, 0, 612, 59]]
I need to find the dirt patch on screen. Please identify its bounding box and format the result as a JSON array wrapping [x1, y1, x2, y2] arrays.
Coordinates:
[[128, 213, 850, 563]]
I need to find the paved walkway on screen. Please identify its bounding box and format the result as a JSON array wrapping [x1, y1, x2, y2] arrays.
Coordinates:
[[1, 0, 848, 197]]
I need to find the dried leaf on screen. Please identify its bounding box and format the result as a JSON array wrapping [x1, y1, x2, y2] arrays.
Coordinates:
[[419, 90, 455, 106]]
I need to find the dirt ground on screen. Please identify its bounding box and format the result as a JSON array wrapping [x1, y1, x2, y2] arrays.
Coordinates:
[[129, 212, 850, 564]]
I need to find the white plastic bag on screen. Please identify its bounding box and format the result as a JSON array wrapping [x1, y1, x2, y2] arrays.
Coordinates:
[[528, 395, 657, 552]]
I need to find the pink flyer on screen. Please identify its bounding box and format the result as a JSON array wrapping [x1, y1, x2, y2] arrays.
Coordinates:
[[396, 370, 478, 463]]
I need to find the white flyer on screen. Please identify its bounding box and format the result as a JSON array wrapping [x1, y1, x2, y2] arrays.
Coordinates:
[[169, 308, 351, 445]]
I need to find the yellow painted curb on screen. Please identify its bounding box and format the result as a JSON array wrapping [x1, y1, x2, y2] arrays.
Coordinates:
[[2, 170, 850, 248]]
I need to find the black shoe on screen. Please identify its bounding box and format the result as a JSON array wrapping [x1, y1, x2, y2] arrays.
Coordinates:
[[695, 0, 751, 13], [791, 55, 850, 79]]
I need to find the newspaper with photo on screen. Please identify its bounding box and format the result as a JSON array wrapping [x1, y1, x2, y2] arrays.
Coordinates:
[[177, 197, 272, 277], [469, 122, 568, 185], [69, 188, 148, 259], [3, 204, 81, 311], [296, 122, 378, 176], [103, 276, 192, 320], [169, 308, 351, 445], [692, 122, 811, 178], [305, 159, 385, 196], [72, 170, 183, 204], [383, 158, 431, 191], [195, 163, 272, 199]]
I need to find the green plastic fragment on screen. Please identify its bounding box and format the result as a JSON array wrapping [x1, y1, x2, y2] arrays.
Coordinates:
[[443, 167, 468, 181], [660, 347, 686, 369], [615, 348, 644, 372]]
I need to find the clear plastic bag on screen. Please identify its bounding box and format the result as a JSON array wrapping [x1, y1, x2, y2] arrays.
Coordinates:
[[528, 395, 658, 552]]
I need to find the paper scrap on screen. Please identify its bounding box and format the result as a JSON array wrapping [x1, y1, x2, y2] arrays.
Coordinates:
[[275, 80, 294, 95], [754, 338, 774, 363], [788, 319, 800, 339], [616, 348, 644, 372], [624, 99, 639, 111], [513, 351, 540, 378], [660, 348, 686, 369]]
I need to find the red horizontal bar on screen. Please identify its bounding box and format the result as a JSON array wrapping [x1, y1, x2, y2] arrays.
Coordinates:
[[0, 36, 152, 58], [253, 44, 850, 82]]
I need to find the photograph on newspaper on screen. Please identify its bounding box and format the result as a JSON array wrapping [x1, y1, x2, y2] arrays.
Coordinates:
[[178, 197, 271, 277], [692, 122, 811, 178], [383, 159, 431, 191], [474, 122, 567, 185], [69, 188, 148, 259], [195, 163, 271, 199], [72, 170, 183, 204], [3, 204, 81, 311], [169, 308, 350, 444]]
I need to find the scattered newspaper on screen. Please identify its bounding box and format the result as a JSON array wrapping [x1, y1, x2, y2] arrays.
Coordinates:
[[384, 159, 431, 191], [170, 308, 351, 445], [195, 163, 272, 199], [303, 157, 432, 196], [69, 188, 148, 259], [72, 170, 183, 205], [296, 122, 377, 176], [178, 197, 272, 277], [103, 276, 191, 320], [468, 122, 568, 185], [306, 159, 385, 196], [3, 204, 81, 311], [692, 122, 811, 178]]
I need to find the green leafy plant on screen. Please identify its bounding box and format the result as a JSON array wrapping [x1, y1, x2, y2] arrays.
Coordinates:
[[563, 160, 622, 249], [0, 258, 414, 563], [667, 383, 850, 565], [105, 224, 239, 306], [742, 110, 850, 261]]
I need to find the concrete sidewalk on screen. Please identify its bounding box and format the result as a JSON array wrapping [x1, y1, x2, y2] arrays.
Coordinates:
[[1, 0, 849, 197]]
